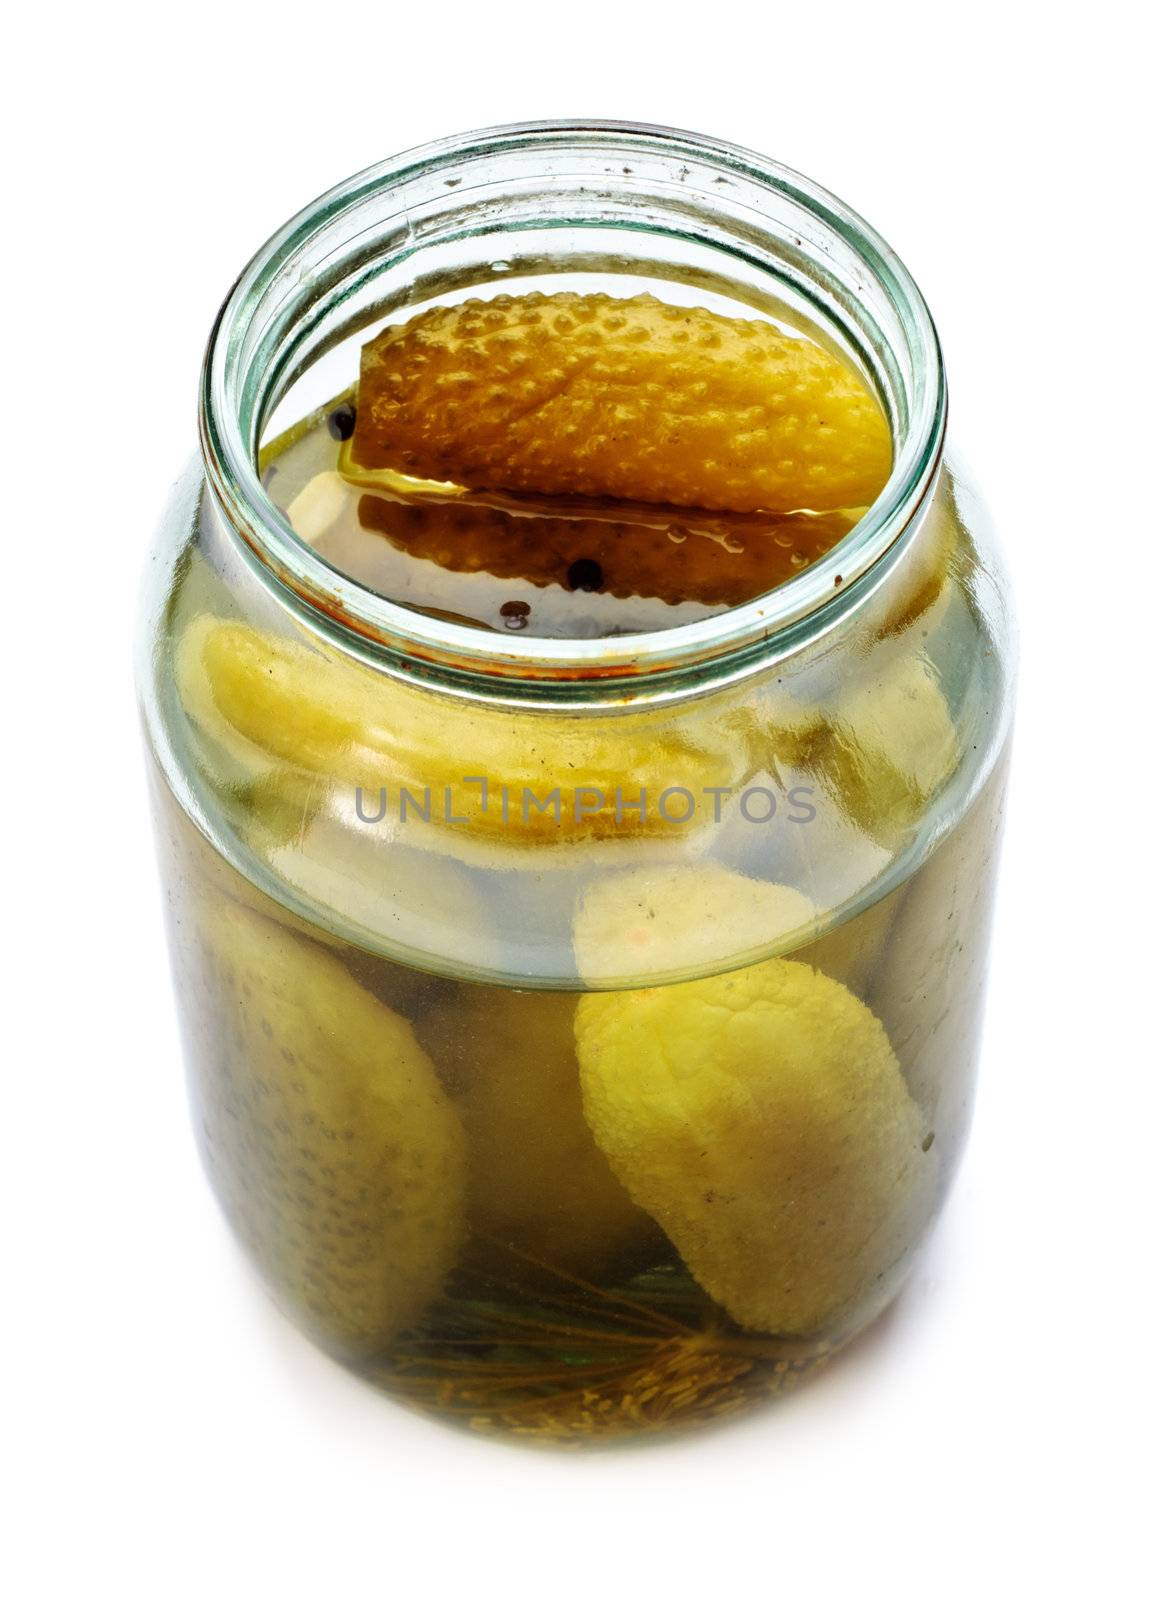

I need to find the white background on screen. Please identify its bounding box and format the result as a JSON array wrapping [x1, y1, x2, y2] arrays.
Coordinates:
[[4, 4, 1161, 1596]]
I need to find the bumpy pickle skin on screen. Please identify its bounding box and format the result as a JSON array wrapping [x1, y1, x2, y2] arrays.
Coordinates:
[[175, 895, 466, 1353], [419, 987, 660, 1278], [176, 615, 752, 845], [576, 959, 934, 1337], [351, 293, 892, 515]]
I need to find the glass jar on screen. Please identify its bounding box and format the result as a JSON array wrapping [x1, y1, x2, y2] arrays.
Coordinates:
[[138, 121, 1015, 1445]]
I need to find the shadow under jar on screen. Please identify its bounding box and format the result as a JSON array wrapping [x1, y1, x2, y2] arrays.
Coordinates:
[[138, 121, 1015, 1446]]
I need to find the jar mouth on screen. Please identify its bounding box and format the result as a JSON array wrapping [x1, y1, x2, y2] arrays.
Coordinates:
[[200, 119, 945, 706]]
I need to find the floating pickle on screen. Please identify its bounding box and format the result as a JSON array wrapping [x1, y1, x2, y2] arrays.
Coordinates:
[[176, 897, 466, 1352], [351, 292, 892, 514], [419, 986, 660, 1277], [576, 959, 933, 1337], [176, 615, 753, 844], [357, 489, 858, 610]]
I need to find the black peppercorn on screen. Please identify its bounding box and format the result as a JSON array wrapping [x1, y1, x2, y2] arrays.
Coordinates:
[[327, 403, 358, 441]]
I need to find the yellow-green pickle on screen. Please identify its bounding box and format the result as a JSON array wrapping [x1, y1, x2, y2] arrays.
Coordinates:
[[139, 125, 1015, 1444]]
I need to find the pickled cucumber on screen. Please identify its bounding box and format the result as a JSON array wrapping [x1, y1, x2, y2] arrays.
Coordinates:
[[177, 896, 466, 1352], [576, 959, 933, 1336], [352, 293, 891, 514], [176, 616, 752, 844]]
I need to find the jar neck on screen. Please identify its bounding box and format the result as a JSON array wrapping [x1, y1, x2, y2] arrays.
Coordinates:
[[199, 120, 946, 708]]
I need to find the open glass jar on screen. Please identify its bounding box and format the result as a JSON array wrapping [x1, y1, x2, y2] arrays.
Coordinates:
[[138, 121, 1015, 1444]]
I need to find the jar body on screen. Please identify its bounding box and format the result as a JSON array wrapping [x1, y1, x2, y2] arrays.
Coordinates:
[[140, 444, 1014, 1439]]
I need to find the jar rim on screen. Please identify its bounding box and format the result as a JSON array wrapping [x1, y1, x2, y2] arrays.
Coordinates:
[[199, 119, 946, 706]]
